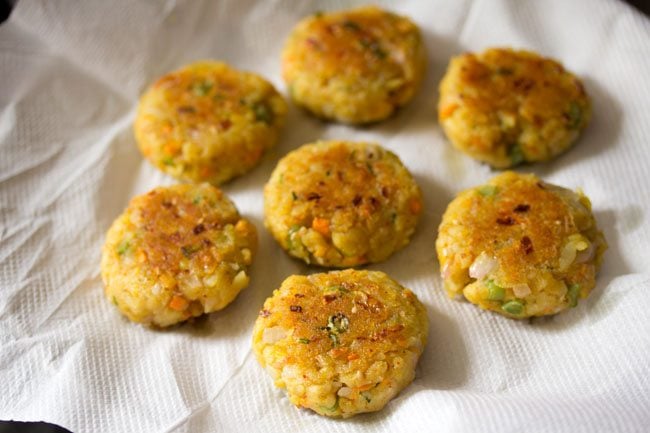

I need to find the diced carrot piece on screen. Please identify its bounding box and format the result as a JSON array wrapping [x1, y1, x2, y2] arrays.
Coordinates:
[[439, 103, 459, 119], [311, 217, 330, 236], [409, 198, 422, 214], [169, 295, 189, 311], [330, 348, 348, 358]]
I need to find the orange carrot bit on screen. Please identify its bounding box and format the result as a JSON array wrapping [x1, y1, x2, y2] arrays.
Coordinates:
[[347, 352, 360, 361], [169, 295, 189, 311], [439, 103, 459, 119], [330, 347, 348, 358], [311, 217, 330, 236], [356, 383, 375, 391], [235, 219, 248, 233], [409, 198, 422, 214]]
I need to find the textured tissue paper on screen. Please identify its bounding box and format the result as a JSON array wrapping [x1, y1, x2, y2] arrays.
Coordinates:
[[1, 0, 650, 432]]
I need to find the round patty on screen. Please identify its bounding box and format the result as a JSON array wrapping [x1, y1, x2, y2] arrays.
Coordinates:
[[436, 172, 606, 318], [282, 6, 425, 124], [134, 61, 287, 184], [264, 140, 422, 267], [101, 184, 257, 327], [252, 269, 428, 418], [438, 48, 591, 168]]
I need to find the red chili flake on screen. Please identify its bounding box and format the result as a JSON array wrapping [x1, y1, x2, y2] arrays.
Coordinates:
[[193, 224, 206, 234], [381, 186, 389, 198], [290, 305, 303, 313], [352, 195, 362, 206], [536, 181, 546, 189], [369, 197, 379, 207], [177, 106, 195, 114], [323, 294, 337, 303], [161, 201, 173, 208], [521, 236, 534, 254], [513, 204, 530, 213], [259, 309, 271, 317], [307, 192, 321, 201], [294, 293, 305, 298], [219, 119, 232, 131], [496, 216, 515, 225], [514, 78, 535, 92], [306, 37, 321, 49]]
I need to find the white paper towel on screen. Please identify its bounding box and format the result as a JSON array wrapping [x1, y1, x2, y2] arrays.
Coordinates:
[[1, 0, 649, 432]]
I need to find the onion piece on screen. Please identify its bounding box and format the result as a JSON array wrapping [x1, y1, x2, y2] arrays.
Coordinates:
[[441, 262, 452, 279], [575, 243, 595, 264], [337, 387, 353, 398], [512, 283, 531, 298], [469, 252, 498, 279], [262, 326, 288, 344]]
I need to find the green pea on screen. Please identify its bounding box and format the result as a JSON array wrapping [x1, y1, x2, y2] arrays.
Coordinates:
[[253, 102, 274, 125], [567, 102, 582, 129], [502, 300, 524, 315], [478, 185, 498, 197], [508, 144, 525, 166], [192, 80, 213, 96], [116, 240, 130, 256], [486, 280, 505, 301], [567, 284, 581, 307]]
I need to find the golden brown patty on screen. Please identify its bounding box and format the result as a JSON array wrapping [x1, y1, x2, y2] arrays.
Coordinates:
[[436, 172, 606, 318], [134, 61, 287, 184], [264, 140, 422, 267], [438, 48, 591, 168], [101, 184, 257, 327], [282, 6, 426, 124], [252, 269, 428, 418]]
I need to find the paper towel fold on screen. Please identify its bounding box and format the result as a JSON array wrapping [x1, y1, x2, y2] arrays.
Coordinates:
[[1, 0, 649, 432]]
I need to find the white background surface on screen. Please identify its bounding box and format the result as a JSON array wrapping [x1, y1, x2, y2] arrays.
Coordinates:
[[1, 0, 649, 432]]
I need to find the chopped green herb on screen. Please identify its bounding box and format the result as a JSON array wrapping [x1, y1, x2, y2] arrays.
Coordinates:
[[369, 42, 387, 59], [287, 224, 302, 251], [192, 80, 213, 96], [253, 102, 274, 124], [112, 296, 118, 306], [391, 212, 397, 222], [161, 156, 175, 166], [328, 313, 349, 333], [325, 285, 349, 294], [313, 10, 323, 18], [181, 244, 201, 258], [291, 191, 298, 200], [366, 161, 374, 174], [192, 195, 202, 204], [502, 300, 525, 315], [298, 338, 310, 344], [342, 20, 360, 31], [486, 280, 505, 301], [567, 284, 581, 308], [323, 313, 349, 347], [496, 67, 514, 75], [361, 392, 372, 403], [359, 39, 387, 59], [566, 102, 582, 128], [116, 240, 130, 256], [478, 185, 498, 197], [325, 170, 331, 176], [508, 144, 526, 166]]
